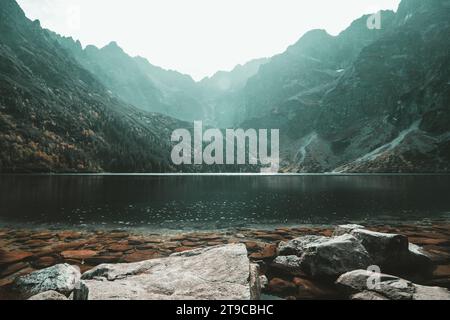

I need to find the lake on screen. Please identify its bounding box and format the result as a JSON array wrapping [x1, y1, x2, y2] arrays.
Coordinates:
[[0, 174, 449, 232]]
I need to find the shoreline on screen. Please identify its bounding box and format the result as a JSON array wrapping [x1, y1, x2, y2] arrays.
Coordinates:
[[1, 222, 450, 300]]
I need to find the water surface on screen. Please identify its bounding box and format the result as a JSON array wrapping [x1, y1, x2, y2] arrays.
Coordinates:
[[0, 174, 449, 231]]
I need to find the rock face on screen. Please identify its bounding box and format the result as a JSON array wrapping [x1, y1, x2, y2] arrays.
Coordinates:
[[28, 290, 69, 300], [13, 264, 80, 298], [276, 234, 372, 278], [337, 270, 450, 300], [74, 244, 260, 300]]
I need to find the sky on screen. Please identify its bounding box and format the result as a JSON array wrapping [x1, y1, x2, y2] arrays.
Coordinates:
[[17, 0, 401, 81]]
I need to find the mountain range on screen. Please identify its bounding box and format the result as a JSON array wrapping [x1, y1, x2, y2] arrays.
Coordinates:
[[0, 0, 449, 173]]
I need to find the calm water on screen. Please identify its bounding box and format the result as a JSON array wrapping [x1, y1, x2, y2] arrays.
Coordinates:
[[0, 174, 449, 231]]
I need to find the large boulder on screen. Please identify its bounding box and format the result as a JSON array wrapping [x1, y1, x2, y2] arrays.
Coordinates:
[[337, 270, 450, 300], [350, 229, 409, 268], [276, 234, 372, 279], [74, 244, 260, 300], [13, 264, 80, 298], [333, 225, 433, 274]]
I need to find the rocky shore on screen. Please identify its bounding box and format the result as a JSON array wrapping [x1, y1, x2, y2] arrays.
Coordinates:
[[1, 223, 450, 300]]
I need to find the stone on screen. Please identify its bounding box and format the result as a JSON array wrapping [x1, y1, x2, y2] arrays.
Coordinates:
[[121, 250, 161, 263], [85, 255, 122, 265], [181, 241, 202, 247], [259, 275, 269, 291], [249, 244, 277, 260], [108, 232, 129, 239], [333, 224, 366, 236], [0, 250, 33, 265], [0, 262, 28, 277], [13, 264, 81, 298], [336, 269, 450, 300], [0, 267, 36, 288], [51, 241, 89, 252], [57, 231, 82, 240], [292, 277, 338, 299], [267, 278, 297, 295], [350, 229, 409, 268], [28, 290, 69, 300], [271, 255, 304, 275], [31, 232, 54, 240], [61, 250, 98, 260], [32, 256, 57, 269], [277, 234, 371, 278], [351, 291, 388, 300], [249, 264, 261, 300], [433, 264, 450, 278], [74, 244, 260, 300], [108, 244, 134, 252], [407, 243, 433, 273], [244, 241, 260, 251]]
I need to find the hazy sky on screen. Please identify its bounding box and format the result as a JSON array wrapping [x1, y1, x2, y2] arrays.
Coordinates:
[[17, 0, 400, 80]]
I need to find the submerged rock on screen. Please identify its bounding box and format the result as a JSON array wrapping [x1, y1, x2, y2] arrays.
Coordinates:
[[337, 270, 450, 300], [13, 264, 80, 298], [28, 290, 69, 300], [74, 244, 260, 300], [276, 234, 372, 278]]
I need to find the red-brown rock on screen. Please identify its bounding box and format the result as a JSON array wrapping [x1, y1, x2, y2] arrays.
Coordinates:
[[0, 250, 33, 265], [61, 250, 98, 260]]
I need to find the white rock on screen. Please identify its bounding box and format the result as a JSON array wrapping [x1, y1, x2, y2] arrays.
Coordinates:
[[28, 290, 69, 300], [13, 264, 80, 298], [74, 244, 260, 300], [351, 291, 388, 300], [337, 269, 450, 300]]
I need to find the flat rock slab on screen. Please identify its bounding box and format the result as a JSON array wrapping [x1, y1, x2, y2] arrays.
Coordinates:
[[75, 244, 259, 300]]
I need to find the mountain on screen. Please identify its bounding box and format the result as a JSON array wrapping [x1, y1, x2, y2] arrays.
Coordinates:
[[0, 0, 188, 173], [1, 0, 449, 173], [236, 0, 450, 173], [200, 58, 269, 93], [53, 36, 206, 122], [198, 58, 269, 127]]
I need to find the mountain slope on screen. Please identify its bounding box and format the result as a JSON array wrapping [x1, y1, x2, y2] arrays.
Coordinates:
[[53, 36, 206, 122], [237, 0, 450, 173], [0, 0, 186, 173]]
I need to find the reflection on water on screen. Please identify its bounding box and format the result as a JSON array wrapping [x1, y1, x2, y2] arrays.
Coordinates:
[[0, 175, 449, 231]]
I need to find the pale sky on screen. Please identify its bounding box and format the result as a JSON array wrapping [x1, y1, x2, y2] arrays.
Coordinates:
[[17, 0, 400, 80]]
